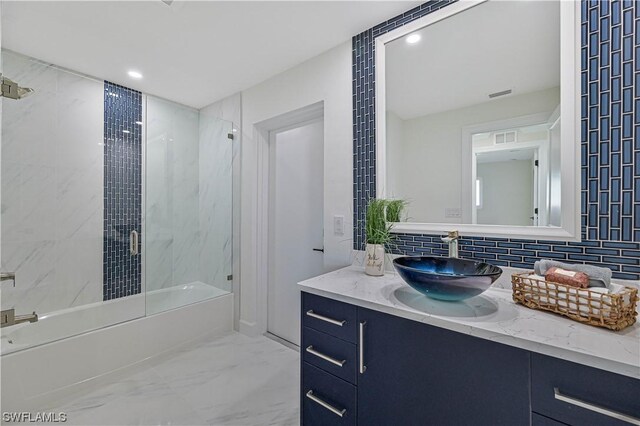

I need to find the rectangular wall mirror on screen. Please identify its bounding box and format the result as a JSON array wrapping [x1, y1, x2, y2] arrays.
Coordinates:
[[376, 0, 581, 240]]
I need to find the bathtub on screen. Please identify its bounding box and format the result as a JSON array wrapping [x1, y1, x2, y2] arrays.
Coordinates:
[[146, 281, 230, 315], [1, 285, 233, 411], [1, 282, 230, 355]]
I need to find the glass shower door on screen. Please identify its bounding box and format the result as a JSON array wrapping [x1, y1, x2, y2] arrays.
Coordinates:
[[145, 96, 233, 315]]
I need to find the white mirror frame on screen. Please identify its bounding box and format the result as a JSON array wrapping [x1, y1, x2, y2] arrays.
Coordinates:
[[375, 0, 582, 241]]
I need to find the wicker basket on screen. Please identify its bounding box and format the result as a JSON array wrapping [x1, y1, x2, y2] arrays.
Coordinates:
[[512, 272, 638, 331]]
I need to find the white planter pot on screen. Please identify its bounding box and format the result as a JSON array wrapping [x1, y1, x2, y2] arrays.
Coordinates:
[[365, 244, 385, 276]]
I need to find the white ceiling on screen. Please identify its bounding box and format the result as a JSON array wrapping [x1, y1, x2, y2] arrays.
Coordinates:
[[386, 0, 561, 120], [477, 148, 536, 164], [1, 1, 420, 108]]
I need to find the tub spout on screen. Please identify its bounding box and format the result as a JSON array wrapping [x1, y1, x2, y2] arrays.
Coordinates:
[[1, 309, 38, 328], [15, 312, 38, 324]]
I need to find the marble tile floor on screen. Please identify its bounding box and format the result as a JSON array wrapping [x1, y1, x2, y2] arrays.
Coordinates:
[[44, 332, 300, 426]]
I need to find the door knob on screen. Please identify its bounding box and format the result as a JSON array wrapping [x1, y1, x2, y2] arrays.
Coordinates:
[[312, 248, 324, 253]]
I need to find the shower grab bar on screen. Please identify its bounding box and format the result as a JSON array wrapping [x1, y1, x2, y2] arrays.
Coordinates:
[[130, 230, 139, 256]]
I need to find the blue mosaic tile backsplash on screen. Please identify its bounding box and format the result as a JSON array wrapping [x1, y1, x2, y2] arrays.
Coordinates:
[[352, 0, 640, 280], [103, 81, 143, 300]]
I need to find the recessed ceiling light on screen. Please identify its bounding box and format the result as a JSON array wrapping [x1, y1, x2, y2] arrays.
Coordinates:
[[123, 130, 130, 134], [136, 121, 143, 125], [128, 70, 143, 79], [406, 34, 421, 44]]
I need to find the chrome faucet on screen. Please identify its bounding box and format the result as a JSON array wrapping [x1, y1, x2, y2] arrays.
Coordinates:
[[441, 230, 460, 258], [0, 272, 38, 327]]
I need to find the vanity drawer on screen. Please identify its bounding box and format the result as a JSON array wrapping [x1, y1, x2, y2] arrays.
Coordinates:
[[532, 412, 569, 426], [531, 353, 640, 426], [302, 292, 357, 343], [302, 362, 356, 426], [302, 326, 357, 384]]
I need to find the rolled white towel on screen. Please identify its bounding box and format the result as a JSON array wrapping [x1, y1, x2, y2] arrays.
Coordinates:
[[520, 273, 613, 316]]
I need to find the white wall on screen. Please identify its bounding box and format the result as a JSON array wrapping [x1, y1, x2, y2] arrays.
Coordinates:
[[477, 160, 533, 226], [239, 42, 353, 335], [1, 50, 104, 314], [386, 87, 560, 223], [385, 110, 404, 199]]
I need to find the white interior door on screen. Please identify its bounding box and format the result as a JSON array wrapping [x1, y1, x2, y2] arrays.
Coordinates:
[[268, 118, 324, 346]]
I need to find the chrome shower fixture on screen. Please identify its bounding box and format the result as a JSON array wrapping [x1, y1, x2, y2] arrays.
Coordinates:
[[1, 75, 35, 100]]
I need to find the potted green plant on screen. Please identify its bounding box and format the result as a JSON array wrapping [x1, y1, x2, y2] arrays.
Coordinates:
[[386, 199, 408, 223], [364, 198, 406, 276]]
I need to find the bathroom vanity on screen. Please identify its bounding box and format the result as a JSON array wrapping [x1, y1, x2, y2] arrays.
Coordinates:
[[299, 266, 640, 426]]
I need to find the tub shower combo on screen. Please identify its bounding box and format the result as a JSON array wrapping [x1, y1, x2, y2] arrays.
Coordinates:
[[0, 50, 235, 360]]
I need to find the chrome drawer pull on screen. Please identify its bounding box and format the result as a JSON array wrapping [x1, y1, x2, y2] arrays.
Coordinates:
[[306, 310, 346, 326], [306, 390, 346, 418], [554, 388, 640, 425], [359, 321, 367, 374], [305, 346, 346, 367]]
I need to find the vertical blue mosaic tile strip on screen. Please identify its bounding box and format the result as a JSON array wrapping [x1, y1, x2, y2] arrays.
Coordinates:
[[352, 0, 640, 280], [103, 81, 142, 301]]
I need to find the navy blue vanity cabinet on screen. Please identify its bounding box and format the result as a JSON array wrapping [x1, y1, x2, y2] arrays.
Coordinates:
[[300, 292, 640, 426], [303, 292, 357, 343], [302, 293, 359, 425], [531, 413, 569, 425], [356, 306, 531, 426], [531, 353, 640, 426], [302, 363, 357, 426]]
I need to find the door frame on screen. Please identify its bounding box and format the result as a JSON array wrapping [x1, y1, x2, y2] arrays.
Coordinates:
[[267, 115, 324, 344], [462, 112, 552, 224], [246, 102, 324, 337]]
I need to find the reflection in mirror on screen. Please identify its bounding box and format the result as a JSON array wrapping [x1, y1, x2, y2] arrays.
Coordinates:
[[384, 0, 561, 228]]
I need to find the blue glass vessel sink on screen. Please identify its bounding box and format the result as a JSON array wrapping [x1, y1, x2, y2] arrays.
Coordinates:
[[393, 256, 502, 302]]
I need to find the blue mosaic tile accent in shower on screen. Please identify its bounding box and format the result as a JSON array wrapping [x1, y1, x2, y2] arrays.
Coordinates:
[[103, 81, 142, 301], [352, 0, 640, 280]]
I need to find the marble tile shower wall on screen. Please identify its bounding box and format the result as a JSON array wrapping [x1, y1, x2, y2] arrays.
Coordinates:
[[145, 96, 233, 293], [1, 50, 104, 314], [198, 106, 234, 292], [103, 81, 142, 300], [352, 0, 640, 280], [146, 97, 201, 292]]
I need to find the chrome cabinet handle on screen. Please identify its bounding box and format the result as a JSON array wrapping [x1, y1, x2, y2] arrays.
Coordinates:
[[305, 390, 346, 418], [305, 346, 346, 367], [129, 230, 139, 256], [359, 321, 367, 374], [306, 310, 346, 327], [554, 388, 640, 425]]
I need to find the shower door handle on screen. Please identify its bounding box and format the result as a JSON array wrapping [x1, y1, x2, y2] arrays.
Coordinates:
[[129, 230, 139, 256]]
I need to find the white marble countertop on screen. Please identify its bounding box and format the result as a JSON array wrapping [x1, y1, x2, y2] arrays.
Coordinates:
[[298, 265, 640, 379]]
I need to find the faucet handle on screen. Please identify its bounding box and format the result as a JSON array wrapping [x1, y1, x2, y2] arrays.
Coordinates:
[[447, 230, 459, 239], [0, 272, 16, 287]]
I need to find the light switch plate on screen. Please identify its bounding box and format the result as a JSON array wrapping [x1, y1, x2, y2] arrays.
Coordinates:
[[445, 208, 461, 218], [333, 215, 345, 235]]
